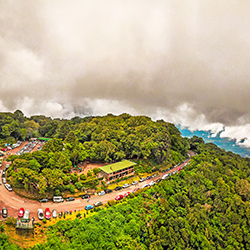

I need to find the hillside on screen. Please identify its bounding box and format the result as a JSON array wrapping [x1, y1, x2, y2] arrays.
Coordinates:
[[1, 113, 250, 249], [1, 111, 189, 199]]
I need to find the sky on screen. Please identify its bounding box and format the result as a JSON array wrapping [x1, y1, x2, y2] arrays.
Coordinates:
[[1, 0, 250, 147]]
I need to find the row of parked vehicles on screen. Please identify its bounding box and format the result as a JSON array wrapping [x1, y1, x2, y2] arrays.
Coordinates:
[[1, 164, 13, 191], [39, 194, 91, 203], [97, 174, 158, 196], [1, 141, 22, 152], [1, 159, 190, 220], [15, 141, 39, 156]]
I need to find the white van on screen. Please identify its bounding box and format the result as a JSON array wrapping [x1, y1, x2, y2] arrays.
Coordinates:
[[162, 174, 169, 180], [53, 196, 64, 203], [23, 209, 30, 220]]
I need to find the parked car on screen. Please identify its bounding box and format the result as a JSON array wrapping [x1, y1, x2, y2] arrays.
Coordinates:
[[23, 209, 30, 220], [38, 209, 44, 220], [115, 194, 124, 200], [156, 178, 162, 183], [2, 207, 8, 218], [114, 186, 122, 191], [141, 184, 149, 189], [152, 174, 157, 178], [162, 174, 169, 180], [39, 198, 48, 203], [81, 194, 90, 199], [2, 178, 6, 184], [5, 183, 12, 191], [94, 201, 103, 207], [105, 189, 112, 194], [45, 208, 51, 220], [66, 197, 75, 202], [52, 209, 57, 218], [18, 208, 25, 217], [149, 181, 155, 186], [132, 181, 138, 185], [146, 175, 152, 180], [98, 191, 105, 196], [122, 183, 130, 188], [132, 188, 140, 193], [124, 192, 131, 197], [85, 205, 94, 210], [53, 196, 64, 203], [139, 178, 146, 182]]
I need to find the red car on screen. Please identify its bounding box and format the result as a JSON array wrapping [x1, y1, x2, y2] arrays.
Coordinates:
[[18, 207, 24, 217], [124, 192, 130, 197], [132, 188, 139, 193], [178, 167, 182, 171], [115, 195, 124, 201], [45, 208, 51, 220]]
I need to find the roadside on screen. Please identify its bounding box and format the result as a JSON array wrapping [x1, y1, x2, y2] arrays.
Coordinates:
[[0, 157, 192, 221]]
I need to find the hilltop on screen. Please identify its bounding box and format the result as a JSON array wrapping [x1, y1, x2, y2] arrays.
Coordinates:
[[0, 111, 250, 249]]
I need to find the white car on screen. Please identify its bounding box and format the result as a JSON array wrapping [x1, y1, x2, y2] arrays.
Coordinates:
[[5, 183, 12, 191], [38, 209, 44, 220], [149, 181, 155, 186], [122, 183, 130, 188], [132, 181, 138, 185], [23, 209, 30, 220], [52, 209, 57, 218], [141, 184, 149, 189], [2, 178, 6, 184], [162, 174, 169, 180], [98, 191, 105, 196]]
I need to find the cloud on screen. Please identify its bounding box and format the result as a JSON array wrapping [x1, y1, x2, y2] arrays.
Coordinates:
[[1, 0, 250, 145], [220, 125, 250, 148]]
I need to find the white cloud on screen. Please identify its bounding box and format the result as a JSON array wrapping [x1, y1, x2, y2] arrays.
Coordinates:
[[1, 0, 250, 148], [220, 125, 250, 147]]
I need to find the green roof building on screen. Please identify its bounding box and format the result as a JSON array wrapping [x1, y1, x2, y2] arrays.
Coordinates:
[[99, 160, 136, 181]]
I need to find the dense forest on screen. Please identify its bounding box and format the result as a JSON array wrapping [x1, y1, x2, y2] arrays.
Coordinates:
[[1, 122, 250, 249], [1, 111, 189, 197]]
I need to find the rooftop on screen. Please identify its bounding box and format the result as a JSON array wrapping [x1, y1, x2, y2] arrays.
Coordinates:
[[99, 160, 137, 174], [15, 219, 34, 229]]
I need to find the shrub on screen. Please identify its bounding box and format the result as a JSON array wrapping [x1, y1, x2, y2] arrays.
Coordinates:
[[76, 213, 81, 218], [93, 168, 100, 175], [87, 170, 93, 177], [75, 181, 83, 190], [80, 173, 87, 180], [70, 173, 79, 184], [69, 185, 76, 194], [6, 217, 15, 226], [108, 200, 116, 206], [42, 218, 47, 224], [55, 189, 60, 196]]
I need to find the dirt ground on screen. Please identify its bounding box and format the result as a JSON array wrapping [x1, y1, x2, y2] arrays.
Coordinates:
[[70, 162, 105, 175]]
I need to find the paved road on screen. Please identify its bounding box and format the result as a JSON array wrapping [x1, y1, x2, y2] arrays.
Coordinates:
[[0, 153, 193, 221]]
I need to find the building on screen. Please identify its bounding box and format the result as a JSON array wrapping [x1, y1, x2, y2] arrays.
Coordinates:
[[15, 218, 34, 230], [99, 160, 137, 181]]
